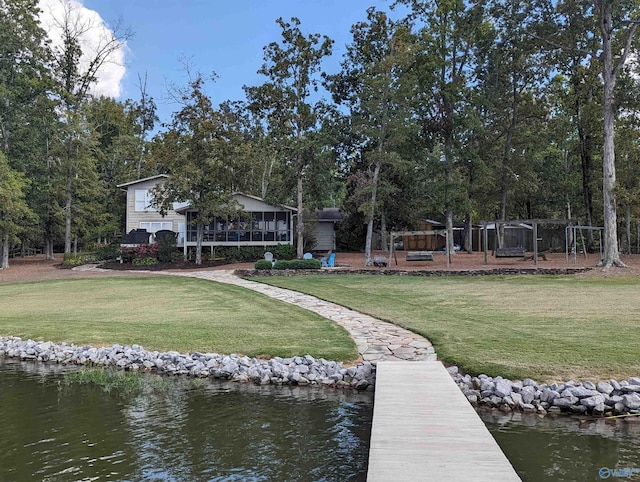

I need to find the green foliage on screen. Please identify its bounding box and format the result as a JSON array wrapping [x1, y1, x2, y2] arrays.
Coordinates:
[[272, 259, 321, 270], [157, 235, 176, 263], [62, 253, 94, 268], [63, 368, 172, 397], [94, 243, 121, 261], [272, 243, 296, 260], [132, 257, 158, 266], [254, 259, 273, 270]]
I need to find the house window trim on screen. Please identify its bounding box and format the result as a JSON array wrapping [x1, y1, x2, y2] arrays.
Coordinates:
[[135, 189, 157, 212]]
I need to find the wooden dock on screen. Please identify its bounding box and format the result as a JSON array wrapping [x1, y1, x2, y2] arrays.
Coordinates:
[[367, 361, 520, 481]]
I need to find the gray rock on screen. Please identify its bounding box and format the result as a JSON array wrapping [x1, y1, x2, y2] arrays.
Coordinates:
[[607, 395, 624, 406], [510, 392, 523, 407], [630, 377, 640, 386], [621, 385, 640, 393], [447, 365, 459, 375], [614, 402, 626, 413], [581, 395, 605, 408], [521, 386, 536, 405], [611, 379, 622, 391], [554, 396, 579, 408], [495, 379, 513, 398], [569, 405, 588, 414], [521, 403, 536, 413], [540, 389, 559, 404], [480, 380, 495, 393], [623, 394, 640, 409], [597, 382, 614, 395], [593, 403, 606, 416], [570, 386, 598, 398]]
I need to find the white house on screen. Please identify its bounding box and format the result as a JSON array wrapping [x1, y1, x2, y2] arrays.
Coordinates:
[[118, 175, 297, 250]]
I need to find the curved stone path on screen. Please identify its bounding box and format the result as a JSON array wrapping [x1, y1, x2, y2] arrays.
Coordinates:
[[169, 270, 437, 363]]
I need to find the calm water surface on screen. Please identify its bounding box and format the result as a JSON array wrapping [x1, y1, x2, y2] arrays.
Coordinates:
[[483, 410, 640, 481], [0, 361, 372, 481]]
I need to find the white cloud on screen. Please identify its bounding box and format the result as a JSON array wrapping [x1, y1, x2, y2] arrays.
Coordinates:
[[38, 0, 127, 98]]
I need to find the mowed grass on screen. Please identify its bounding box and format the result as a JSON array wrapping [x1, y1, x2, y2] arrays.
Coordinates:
[[250, 275, 640, 382], [0, 277, 358, 362]]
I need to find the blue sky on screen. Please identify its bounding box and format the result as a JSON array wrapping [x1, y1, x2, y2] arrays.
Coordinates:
[[80, 0, 400, 127]]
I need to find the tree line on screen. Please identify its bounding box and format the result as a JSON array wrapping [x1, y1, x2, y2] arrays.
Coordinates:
[[2, 0, 640, 268]]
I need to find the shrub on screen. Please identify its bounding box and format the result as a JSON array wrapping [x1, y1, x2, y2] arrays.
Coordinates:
[[273, 243, 296, 260], [254, 259, 273, 270], [132, 257, 159, 266], [157, 237, 176, 263], [62, 253, 95, 268], [95, 243, 121, 261], [272, 259, 321, 270]]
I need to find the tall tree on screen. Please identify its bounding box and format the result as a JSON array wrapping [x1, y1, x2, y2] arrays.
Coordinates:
[[594, 0, 638, 267], [326, 8, 414, 266], [244, 17, 333, 258], [48, 0, 131, 253], [399, 0, 486, 253], [0, 152, 34, 268], [152, 73, 244, 265]]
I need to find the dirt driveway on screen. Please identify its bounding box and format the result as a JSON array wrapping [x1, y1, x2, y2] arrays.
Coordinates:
[[2, 251, 639, 284]]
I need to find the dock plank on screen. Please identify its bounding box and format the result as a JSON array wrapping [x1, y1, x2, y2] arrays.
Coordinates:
[[367, 361, 520, 481]]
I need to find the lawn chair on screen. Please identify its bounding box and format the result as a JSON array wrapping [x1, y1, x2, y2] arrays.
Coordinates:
[[321, 253, 336, 268], [264, 251, 275, 266]]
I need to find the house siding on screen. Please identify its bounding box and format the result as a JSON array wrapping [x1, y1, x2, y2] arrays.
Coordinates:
[[313, 222, 336, 251], [123, 178, 185, 234]]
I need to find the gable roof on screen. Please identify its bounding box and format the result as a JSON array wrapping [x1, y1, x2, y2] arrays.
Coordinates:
[[174, 192, 297, 214], [116, 174, 168, 188]]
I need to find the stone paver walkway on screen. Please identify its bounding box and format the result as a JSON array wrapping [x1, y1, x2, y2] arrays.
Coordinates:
[[169, 270, 437, 363]]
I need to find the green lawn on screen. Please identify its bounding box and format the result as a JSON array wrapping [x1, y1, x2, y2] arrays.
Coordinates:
[[249, 274, 640, 382], [0, 277, 358, 362]]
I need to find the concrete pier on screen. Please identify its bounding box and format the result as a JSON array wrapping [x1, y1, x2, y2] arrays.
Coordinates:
[[367, 361, 520, 481]]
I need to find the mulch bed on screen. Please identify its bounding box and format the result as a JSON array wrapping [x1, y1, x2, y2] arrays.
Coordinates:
[[99, 259, 234, 271]]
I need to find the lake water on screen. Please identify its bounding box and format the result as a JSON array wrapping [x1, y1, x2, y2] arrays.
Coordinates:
[[6, 359, 640, 482], [482, 410, 640, 481], [0, 361, 373, 481]]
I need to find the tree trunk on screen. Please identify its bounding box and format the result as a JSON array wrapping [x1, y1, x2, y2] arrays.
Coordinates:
[[364, 160, 381, 267], [45, 239, 54, 260], [195, 221, 203, 265], [446, 208, 455, 254], [464, 212, 473, 253], [64, 166, 73, 254], [625, 204, 631, 255], [599, 2, 625, 268], [0, 232, 8, 269], [296, 172, 304, 259], [380, 212, 388, 252]]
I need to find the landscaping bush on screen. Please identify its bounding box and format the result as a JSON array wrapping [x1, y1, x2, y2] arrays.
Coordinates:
[[272, 259, 321, 270], [132, 257, 158, 266], [254, 259, 273, 270], [157, 236, 176, 263], [95, 243, 121, 261], [62, 253, 95, 268], [272, 243, 296, 260]]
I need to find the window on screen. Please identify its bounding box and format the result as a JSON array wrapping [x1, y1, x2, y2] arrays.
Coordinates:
[[135, 190, 156, 212], [139, 222, 172, 233]]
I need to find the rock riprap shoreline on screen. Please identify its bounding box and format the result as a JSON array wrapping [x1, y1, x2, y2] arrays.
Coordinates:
[[448, 366, 640, 416], [4, 336, 640, 416], [0, 336, 375, 390]]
